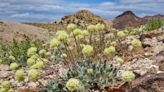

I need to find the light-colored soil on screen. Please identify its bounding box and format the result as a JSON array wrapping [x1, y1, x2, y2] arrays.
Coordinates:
[[0, 20, 51, 43]]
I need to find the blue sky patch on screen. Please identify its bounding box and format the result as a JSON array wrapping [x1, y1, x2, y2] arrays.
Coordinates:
[[0, 0, 163, 22]]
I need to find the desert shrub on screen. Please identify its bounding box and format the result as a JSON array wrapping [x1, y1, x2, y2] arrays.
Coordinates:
[[0, 36, 43, 65], [42, 60, 117, 92], [121, 19, 164, 36], [42, 23, 135, 92], [145, 18, 162, 31], [161, 20, 164, 27]]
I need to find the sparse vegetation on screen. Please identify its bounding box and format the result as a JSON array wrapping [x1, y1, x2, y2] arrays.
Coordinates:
[[0, 10, 164, 92], [0, 36, 43, 65]]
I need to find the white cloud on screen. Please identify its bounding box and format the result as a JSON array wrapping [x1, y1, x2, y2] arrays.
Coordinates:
[[99, 2, 116, 6], [0, 0, 163, 22], [10, 13, 30, 18]]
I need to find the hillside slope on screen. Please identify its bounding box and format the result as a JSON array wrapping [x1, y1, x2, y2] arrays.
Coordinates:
[[0, 20, 50, 43], [113, 11, 144, 29], [24, 10, 107, 31]]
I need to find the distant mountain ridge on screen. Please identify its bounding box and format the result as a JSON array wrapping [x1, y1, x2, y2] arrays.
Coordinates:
[[24, 10, 106, 31], [113, 11, 164, 29], [23, 10, 164, 31], [144, 14, 164, 21]]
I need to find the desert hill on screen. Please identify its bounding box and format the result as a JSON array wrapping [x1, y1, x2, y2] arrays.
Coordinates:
[[113, 11, 164, 29], [1, 10, 163, 42], [0, 20, 50, 43], [24, 10, 107, 31], [144, 14, 164, 21], [112, 11, 144, 29], [57, 10, 105, 28], [25, 10, 164, 31]]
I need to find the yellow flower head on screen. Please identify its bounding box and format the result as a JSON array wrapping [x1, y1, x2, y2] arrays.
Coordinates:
[[122, 71, 135, 81], [27, 58, 36, 66], [66, 78, 80, 92], [28, 69, 39, 81], [61, 53, 67, 58], [73, 28, 82, 36], [42, 59, 49, 63], [131, 39, 142, 48], [45, 51, 51, 56], [67, 23, 77, 31], [30, 54, 38, 60], [1, 81, 10, 89], [9, 55, 15, 61], [95, 23, 105, 31], [117, 31, 126, 39], [81, 30, 89, 36], [87, 68, 93, 75], [80, 44, 85, 48], [76, 35, 84, 40], [87, 25, 96, 32], [82, 45, 94, 56], [103, 46, 116, 56], [39, 49, 46, 57], [56, 31, 69, 42], [27, 47, 37, 57], [15, 69, 25, 82], [50, 38, 61, 48], [114, 56, 124, 64], [10, 63, 18, 70], [31, 61, 44, 69]]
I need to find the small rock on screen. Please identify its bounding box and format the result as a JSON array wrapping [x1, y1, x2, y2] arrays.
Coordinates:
[[120, 58, 155, 75], [28, 82, 37, 88], [0, 71, 13, 78], [0, 64, 10, 70]]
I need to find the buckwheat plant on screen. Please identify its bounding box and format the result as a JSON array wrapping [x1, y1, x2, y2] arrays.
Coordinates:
[[42, 60, 117, 92], [42, 23, 136, 92]]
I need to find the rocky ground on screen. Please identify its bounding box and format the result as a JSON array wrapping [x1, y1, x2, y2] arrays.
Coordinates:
[[0, 29, 163, 92]]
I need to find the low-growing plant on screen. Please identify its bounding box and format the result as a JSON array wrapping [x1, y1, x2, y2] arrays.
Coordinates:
[[0, 81, 13, 92], [9, 63, 19, 70], [28, 69, 40, 81], [0, 36, 43, 65], [145, 18, 163, 31], [131, 39, 142, 48], [15, 69, 25, 82], [41, 23, 138, 92], [42, 60, 117, 92]]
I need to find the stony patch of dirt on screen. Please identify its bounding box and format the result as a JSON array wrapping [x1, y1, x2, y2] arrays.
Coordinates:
[[128, 73, 164, 92], [0, 20, 50, 43]]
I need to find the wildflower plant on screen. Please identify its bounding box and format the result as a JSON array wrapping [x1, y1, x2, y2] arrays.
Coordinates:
[[42, 60, 117, 92], [41, 23, 137, 91], [28, 69, 40, 81], [0, 81, 14, 92], [121, 71, 135, 81], [48, 23, 113, 63], [15, 69, 25, 82], [131, 39, 142, 48], [9, 63, 19, 70]]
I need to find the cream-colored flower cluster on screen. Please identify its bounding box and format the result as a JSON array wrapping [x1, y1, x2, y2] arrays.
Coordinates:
[[66, 78, 81, 92]]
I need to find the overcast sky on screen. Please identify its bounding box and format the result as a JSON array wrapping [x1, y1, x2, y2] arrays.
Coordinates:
[[0, 0, 164, 22]]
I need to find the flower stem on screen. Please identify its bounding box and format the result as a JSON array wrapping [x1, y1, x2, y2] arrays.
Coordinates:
[[63, 43, 73, 63], [57, 46, 68, 64], [64, 42, 75, 62]]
